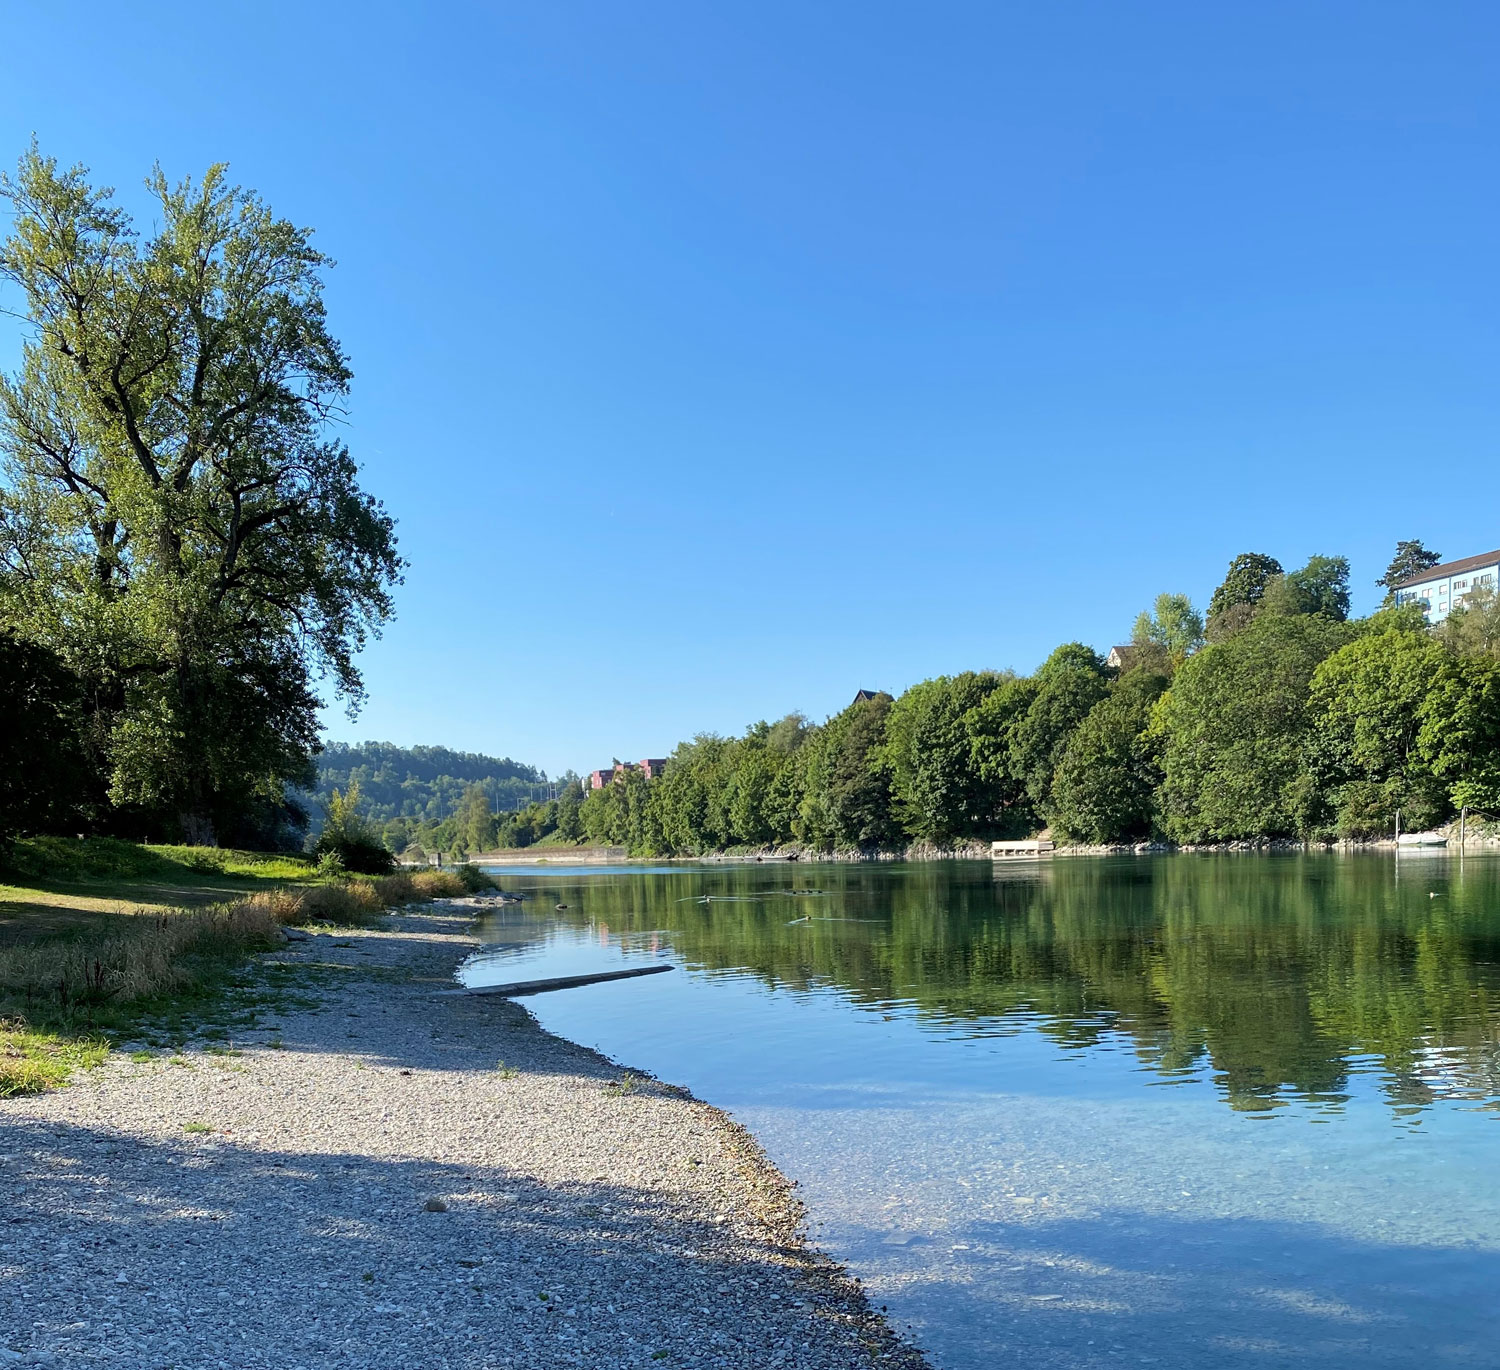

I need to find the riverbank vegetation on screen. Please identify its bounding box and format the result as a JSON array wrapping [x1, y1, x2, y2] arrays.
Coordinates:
[[0, 836, 489, 1095], [520, 543, 1500, 855]]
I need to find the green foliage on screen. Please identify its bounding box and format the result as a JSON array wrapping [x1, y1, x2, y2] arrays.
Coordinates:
[[1006, 644, 1113, 817], [1153, 613, 1357, 842], [581, 764, 660, 851], [1130, 594, 1204, 663], [0, 146, 401, 844], [1304, 629, 1450, 837], [1260, 555, 1351, 622], [553, 781, 584, 843], [1207, 552, 1284, 623], [1050, 671, 1168, 842], [796, 694, 898, 850], [1416, 656, 1500, 813], [309, 741, 547, 829], [452, 783, 498, 855], [312, 782, 393, 874], [1442, 583, 1500, 657], [1378, 539, 1441, 592], [882, 673, 1012, 843], [453, 863, 497, 893]]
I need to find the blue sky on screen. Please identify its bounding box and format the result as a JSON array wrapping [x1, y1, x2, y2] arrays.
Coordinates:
[[3, 3, 1499, 777]]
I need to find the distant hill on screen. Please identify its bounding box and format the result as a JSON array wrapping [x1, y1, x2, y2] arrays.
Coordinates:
[[309, 741, 550, 829]]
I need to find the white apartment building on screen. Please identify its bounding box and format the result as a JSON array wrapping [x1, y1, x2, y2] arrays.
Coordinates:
[[1394, 550, 1500, 622]]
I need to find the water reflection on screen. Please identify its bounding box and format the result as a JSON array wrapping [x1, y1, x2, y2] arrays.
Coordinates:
[[472, 854, 1500, 1119], [466, 855, 1500, 1370]]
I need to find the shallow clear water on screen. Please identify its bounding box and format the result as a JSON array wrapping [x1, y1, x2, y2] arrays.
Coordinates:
[[465, 854, 1500, 1369]]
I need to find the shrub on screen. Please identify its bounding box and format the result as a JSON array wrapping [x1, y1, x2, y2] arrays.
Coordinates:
[[313, 782, 395, 874], [411, 870, 467, 898], [455, 863, 497, 893], [314, 834, 393, 876], [372, 872, 418, 905]]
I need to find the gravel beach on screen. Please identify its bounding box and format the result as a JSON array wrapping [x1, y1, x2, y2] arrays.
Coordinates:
[[0, 901, 925, 1369]]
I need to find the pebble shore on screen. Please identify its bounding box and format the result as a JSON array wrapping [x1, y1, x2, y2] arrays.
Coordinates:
[[0, 902, 925, 1369]]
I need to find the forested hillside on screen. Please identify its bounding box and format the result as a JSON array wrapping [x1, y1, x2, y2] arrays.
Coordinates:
[[309, 742, 551, 848]]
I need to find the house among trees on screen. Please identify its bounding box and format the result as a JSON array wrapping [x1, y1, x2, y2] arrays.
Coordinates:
[[1394, 549, 1500, 622], [1105, 645, 1140, 671], [589, 758, 670, 789]]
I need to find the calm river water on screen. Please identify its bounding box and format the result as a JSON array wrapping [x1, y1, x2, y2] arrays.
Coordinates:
[[466, 855, 1500, 1369]]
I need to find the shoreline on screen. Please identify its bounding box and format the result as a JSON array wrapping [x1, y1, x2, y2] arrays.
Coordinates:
[[474, 831, 1499, 866], [0, 897, 926, 1369]]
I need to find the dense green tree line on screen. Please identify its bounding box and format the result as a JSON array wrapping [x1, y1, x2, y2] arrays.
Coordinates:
[[565, 543, 1500, 854]]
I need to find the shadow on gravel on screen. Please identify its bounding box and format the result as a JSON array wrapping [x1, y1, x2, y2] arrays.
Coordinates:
[[0, 1116, 897, 1370], [831, 1208, 1500, 1370]]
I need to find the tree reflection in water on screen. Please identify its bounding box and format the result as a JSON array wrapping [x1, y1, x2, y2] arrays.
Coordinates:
[[488, 854, 1500, 1118]]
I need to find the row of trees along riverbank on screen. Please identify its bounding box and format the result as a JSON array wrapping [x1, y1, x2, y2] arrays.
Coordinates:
[[484, 543, 1500, 857]]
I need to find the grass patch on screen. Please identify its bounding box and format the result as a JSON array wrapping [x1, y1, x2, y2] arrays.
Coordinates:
[[0, 837, 493, 1097], [0, 1019, 108, 1097], [3, 835, 313, 886]]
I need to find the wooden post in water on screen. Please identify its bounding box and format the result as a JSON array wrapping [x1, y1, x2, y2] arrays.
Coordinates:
[[1395, 808, 1401, 844], [1460, 806, 1467, 850]]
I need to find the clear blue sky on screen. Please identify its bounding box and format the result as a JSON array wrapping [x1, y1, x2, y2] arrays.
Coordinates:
[[3, 3, 1498, 777]]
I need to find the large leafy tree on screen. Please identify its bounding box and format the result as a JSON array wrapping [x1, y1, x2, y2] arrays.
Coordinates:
[[0, 148, 402, 842], [1265, 555, 1351, 621], [1206, 552, 1283, 623], [1006, 643, 1112, 816], [796, 693, 898, 850], [1442, 583, 1500, 657], [1049, 669, 1168, 843], [1417, 657, 1500, 814], [882, 671, 1009, 843], [1131, 593, 1204, 664], [1152, 613, 1356, 842], [1303, 628, 1449, 836]]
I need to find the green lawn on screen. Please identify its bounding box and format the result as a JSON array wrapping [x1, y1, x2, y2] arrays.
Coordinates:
[[0, 837, 318, 1096]]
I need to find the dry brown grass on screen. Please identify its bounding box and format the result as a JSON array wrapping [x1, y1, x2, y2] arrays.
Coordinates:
[[0, 865, 484, 1095], [234, 870, 470, 927], [0, 900, 284, 1012], [410, 870, 469, 898], [239, 882, 382, 927]]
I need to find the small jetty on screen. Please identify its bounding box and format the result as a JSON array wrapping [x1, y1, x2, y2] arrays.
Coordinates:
[[992, 839, 1056, 858]]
